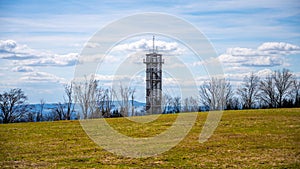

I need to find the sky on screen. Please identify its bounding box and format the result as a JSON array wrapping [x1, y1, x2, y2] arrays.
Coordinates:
[[0, 0, 299, 103]]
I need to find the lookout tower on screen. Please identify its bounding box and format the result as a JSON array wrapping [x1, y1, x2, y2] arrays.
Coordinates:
[[143, 36, 164, 114]]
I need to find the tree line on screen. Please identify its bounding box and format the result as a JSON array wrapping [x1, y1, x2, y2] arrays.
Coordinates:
[[199, 68, 299, 110], [0, 69, 299, 123]]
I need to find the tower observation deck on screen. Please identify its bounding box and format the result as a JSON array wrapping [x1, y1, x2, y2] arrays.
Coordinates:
[[143, 36, 164, 114]]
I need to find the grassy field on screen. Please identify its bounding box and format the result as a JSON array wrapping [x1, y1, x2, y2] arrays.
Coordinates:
[[0, 108, 299, 168]]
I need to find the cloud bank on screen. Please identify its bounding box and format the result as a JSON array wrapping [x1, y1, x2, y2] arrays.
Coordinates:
[[0, 40, 78, 67], [112, 39, 185, 55], [218, 42, 300, 67]]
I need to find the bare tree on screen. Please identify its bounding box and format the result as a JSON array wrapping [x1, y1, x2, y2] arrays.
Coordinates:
[[98, 88, 114, 118], [74, 75, 99, 119], [113, 84, 134, 117], [199, 78, 233, 110], [105, 88, 114, 117], [237, 73, 260, 109], [226, 97, 240, 110], [183, 96, 199, 112], [273, 69, 294, 108], [162, 94, 172, 114], [92, 87, 106, 118], [36, 99, 45, 122], [53, 103, 65, 120], [189, 96, 199, 112], [26, 106, 36, 122], [131, 88, 136, 116], [44, 109, 58, 121], [97, 88, 105, 115], [294, 80, 300, 107], [63, 84, 75, 120], [51, 84, 76, 120], [259, 75, 277, 108], [183, 97, 189, 112], [0, 88, 28, 123], [173, 96, 181, 113]]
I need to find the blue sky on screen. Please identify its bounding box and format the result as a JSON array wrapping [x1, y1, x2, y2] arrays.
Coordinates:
[[0, 0, 300, 103]]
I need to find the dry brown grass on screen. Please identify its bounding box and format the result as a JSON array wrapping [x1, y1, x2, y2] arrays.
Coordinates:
[[0, 108, 299, 168]]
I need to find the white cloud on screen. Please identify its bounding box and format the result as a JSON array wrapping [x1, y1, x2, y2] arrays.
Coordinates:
[[258, 42, 300, 54], [93, 74, 146, 88], [218, 42, 300, 67], [0, 39, 78, 67], [222, 69, 274, 86], [255, 68, 274, 77], [112, 39, 185, 55], [0, 39, 18, 52], [19, 53, 78, 67], [0, 39, 39, 60], [20, 71, 66, 83], [12, 66, 34, 72], [94, 74, 115, 82], [79, 39, 185, 66], [195, 68, 275, 87], [224, 66, 252, 73], [94, 74, 143, 83], [191, 57, 219, 67], [85, 42, 101, 48], [78, 54, 120, 65]]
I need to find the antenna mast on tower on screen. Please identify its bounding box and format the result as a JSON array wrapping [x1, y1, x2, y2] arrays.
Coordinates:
[[153, 35, 155, 53]]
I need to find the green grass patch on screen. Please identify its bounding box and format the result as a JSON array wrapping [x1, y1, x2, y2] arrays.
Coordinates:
[[0, 108, 299, 168]]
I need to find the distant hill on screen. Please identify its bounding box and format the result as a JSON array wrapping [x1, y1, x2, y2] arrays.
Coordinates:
[[27, 100, 146, 118]]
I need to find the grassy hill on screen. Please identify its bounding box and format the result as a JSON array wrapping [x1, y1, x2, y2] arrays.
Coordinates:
[[0, 109, 299, 168]]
